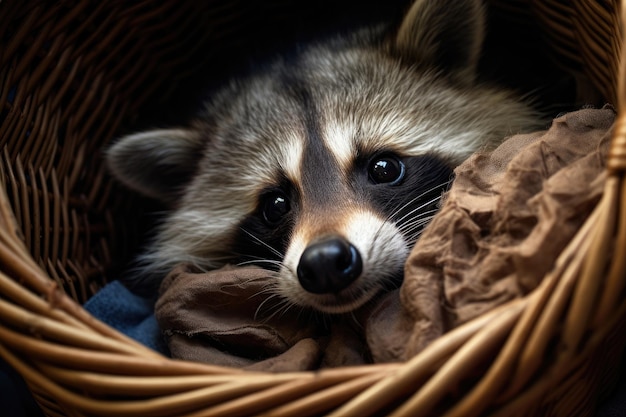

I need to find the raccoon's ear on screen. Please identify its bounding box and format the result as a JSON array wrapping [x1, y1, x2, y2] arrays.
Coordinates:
[[392, 0, 485, 84], [106, 128, 203, 203]]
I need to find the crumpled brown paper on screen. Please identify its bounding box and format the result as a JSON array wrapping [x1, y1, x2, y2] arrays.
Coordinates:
[[155, 107, 614, 369], [395, 106, 613, 358]]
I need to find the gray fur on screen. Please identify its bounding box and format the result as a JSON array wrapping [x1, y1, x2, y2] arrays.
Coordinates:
[[106, 0, 544, 313]]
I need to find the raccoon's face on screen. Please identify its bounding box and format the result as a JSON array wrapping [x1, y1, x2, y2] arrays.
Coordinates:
[[227, 118, 455, 313], [106, 0, 543, 314], [246, 150, 453, 314]]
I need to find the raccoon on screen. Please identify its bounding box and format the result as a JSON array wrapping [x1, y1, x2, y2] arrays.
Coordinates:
[[107, 0, 543, 315]]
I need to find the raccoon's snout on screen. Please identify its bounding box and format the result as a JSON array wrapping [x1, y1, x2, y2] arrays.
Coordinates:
[[296, 236, 363, 294]]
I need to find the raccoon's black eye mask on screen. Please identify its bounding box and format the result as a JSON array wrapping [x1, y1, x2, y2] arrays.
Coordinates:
[[258, 152, 408, 228]]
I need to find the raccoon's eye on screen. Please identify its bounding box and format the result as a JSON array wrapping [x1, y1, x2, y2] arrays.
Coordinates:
[[261, 191, 290, 225], [368, 154, 405, 185]]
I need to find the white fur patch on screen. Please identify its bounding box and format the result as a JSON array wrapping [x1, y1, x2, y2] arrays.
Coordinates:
[[322, 120, 356, 171], [279, 134, 305, 184], [322, 104, 499, 170]]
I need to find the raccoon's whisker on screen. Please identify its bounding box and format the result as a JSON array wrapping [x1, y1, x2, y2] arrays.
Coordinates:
[[401, 221, 435, 241], [254, 293, 287, 321], [261, 297, 300, 323], [386, 178, 453, 222], [236, 259, 285, 268], [304, 307, 327, 328], [397, 208, 439, 233], [239, 228, 285, 259], [348, 310, 364, 330], [399, 206, 439, 224], [404, 219, 436, 244], [232, 252, 285, 266], [401, 212, 436, 233], [390, 210, 436, 250], [404, 227, 431, 247], [250, 279, 296, 321], [252, 287, 279, 302], [256, 284, 281, 296], [279, 301, 299, 319], [391, 178, 454, 221], [376, 189, 439, 241], [391, 193, 444, 225]]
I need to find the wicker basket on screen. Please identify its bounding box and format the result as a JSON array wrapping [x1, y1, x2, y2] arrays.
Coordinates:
[[0, 0, 624, 416]]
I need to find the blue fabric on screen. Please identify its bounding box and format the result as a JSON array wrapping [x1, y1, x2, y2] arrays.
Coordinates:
[[84, 280, 169, 355]]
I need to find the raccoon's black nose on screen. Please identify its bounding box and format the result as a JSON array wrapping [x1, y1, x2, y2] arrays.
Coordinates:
[[297, 236, 363, 294]]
